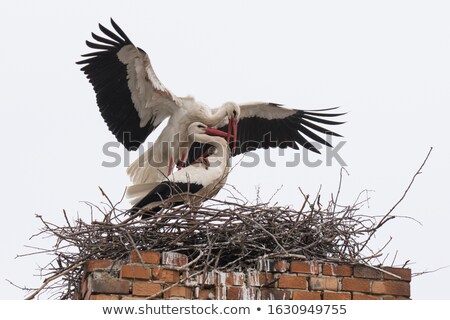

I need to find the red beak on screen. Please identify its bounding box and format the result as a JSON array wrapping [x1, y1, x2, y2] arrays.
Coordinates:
[[205, 127, 231, 138], [227, 117, 232, 144], [225, 116, 238, 154], [232, 117, 238, 155]]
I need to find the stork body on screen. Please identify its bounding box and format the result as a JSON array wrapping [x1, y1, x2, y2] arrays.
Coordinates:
[[127, 98, 237, 184], [127, 122, 231, 218]]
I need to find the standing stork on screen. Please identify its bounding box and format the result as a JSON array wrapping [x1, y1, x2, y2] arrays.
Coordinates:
[[127, 122, 231, 219]]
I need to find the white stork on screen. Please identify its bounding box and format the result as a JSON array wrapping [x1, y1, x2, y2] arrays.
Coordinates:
[[127, 122, 231, 219], [77, 19, 345, 185], [77, 19, 239, 180]]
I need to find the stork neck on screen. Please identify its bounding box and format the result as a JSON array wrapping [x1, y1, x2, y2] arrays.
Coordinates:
[[195, 135, 230, 161], [208, 108, 228, 126], [206, 136, 227, 149]]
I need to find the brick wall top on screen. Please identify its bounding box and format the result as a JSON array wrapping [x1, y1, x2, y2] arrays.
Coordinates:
[[75, 250, 411, 300]]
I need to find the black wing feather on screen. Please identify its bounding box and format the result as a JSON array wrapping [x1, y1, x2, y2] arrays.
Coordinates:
[[110, 18, 132, 43], [85, 40, 115, 50], [129, 181, 203, 219], [98, 21, 127, 44], [77, 19, 155, 150], [301, 113, 345, 126], [297, 124, 332, 148], [218, 106, 345, 156], [91, 32, 120, 46], [299, 118, 342, 136]]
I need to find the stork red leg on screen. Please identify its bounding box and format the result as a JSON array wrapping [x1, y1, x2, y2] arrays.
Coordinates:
[[176, 151, 187, 170], [232, 118, 238, 154], [168, 157, 174, 175], [200, 156, 210, 168], [193, 152, 211, 168], [227, 117, 232, 144]]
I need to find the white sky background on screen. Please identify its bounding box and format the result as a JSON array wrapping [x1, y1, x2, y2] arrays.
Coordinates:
[[1, 0, 449, 299]]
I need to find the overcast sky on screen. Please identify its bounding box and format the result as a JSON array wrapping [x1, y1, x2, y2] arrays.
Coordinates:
[[1, 0, 449, 299]]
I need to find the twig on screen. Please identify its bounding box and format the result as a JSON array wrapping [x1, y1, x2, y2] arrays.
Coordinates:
[[412, 265, 450, 277], [24, 261, 85, 300], [385, 147, 433, 219], [359, 147, 433, 253]]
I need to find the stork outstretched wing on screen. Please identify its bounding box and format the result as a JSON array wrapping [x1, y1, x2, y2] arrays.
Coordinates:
[[217, 103, 345, 155], [77, 18, 181, 150], [185, 103, 345, 165]]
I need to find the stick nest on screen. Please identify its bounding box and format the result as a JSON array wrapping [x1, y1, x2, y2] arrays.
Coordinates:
[[25, 185, 395, 299]]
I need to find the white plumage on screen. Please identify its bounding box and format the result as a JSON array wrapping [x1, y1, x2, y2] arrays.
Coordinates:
[[127, 122, 231, 218], [126, 98, 239, 185]]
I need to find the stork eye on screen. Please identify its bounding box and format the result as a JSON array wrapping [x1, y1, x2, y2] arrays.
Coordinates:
[[197, 124, 205, 128], [233, 110, 237, 117]]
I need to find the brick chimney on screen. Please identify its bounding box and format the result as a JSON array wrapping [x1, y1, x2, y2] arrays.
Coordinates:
[[74, 250, 411, 300]]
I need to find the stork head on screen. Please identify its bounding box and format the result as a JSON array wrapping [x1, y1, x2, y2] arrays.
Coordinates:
[[222, 101, 241, 121], [221, 102, 240, 154], [179, 122, 230, 169], [187, 122, 231, 146]]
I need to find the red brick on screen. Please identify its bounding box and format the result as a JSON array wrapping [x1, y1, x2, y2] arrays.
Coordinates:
[[353, 265, 382, 279], [341, 278, 371, 293], [322, 263, 352, 277], [197, 289, 215, 300], [260, 289, 291, 300], [292, 291, 321, 300], [247, 271, 260, 286], [323, 292, 351, 300], [90, 279, 130, 294], [372, 280, 410, 297], [132, 282, 162, 297], [121, 296, 145, 300], [152, 268, 180, 282], [225, 287, 257, 300], [85, 260, 115, 273], [278, 275, 307, 289], [274, 260, 289, 272], [290, 261, 319, 274], [352, 293, 381, 300], [227, 287, 243, 300], [120, 264, 151, 280], [161, 252, 188, 267], [247, 271, 275, 287], [89, 294, 120, 300], [260, 273, 275, 287], [164, 286, 193, 299], [382, 295, 411, 300], [130, 250, 160, 264], [310, 277, 338, 291], [226, 272, 245, 286], [382, 267, 412, 281]]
